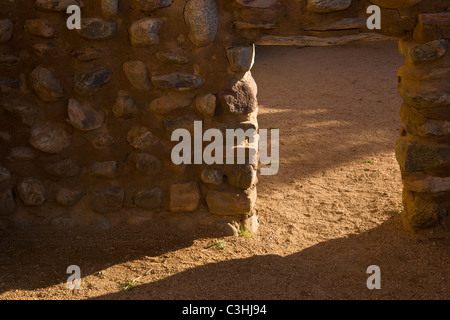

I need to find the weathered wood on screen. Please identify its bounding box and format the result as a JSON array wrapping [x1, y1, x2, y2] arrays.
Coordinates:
[[256, 33, 397, 46]]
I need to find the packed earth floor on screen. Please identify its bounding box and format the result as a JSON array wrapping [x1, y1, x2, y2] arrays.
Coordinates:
[[0, 41, 448, 300]]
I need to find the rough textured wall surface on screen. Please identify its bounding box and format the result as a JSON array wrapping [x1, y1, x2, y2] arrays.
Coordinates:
[[0, 0, 449, 238], [396, 12, 450, 238]]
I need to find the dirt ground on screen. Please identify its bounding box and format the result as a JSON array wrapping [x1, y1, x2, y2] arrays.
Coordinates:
[[0, 41, 448, 300]]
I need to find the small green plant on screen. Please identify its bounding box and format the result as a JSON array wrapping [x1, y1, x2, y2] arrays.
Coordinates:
[[208, 239, 226, 250], [117, 279, 138, 291], [363, 159, 373, 164], [117, 269, 151, 291], [239, 224, 253, 239]]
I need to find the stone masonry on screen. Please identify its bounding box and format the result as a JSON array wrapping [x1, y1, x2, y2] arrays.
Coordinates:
[[0, 0, 449, 238]]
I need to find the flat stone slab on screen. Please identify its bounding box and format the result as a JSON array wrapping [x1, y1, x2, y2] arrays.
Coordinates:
[[306, 0, 351, 13], [30, 124, 71, 154], [133, 0, 173, 12], [419, 12, 450, 26], [76, 18, 117, 40], [123, 60, 152, 92], [73, 68, 112, 96], [30, 66, 65, 102], [17, 177, 47, 206], [151, 72, 205, 91], [67, 99, 106, 131], [129, 18, 163, 47], [35, 0, 83, 11]]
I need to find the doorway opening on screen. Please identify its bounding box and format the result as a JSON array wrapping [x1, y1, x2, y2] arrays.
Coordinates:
[[252, 41, 405, 242]]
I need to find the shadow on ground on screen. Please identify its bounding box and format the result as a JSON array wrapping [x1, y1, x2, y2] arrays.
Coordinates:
[[91, 216, 449, 300], [0, 223, 199, 294]]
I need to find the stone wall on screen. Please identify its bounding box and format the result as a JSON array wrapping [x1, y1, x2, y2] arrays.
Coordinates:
[[0, 0, 449, 238], [396, 12, 450, 238]]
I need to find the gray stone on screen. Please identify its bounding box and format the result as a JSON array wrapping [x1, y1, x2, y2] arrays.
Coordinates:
[[0, 167, 11, 182], [35, 0, 83, 11], [133, 0, 173, 12], [71, 47, 104, 62], [155, 51, 189, 65], [169, 182, 200, 212], [195, 93, 216, 117], [306, 0, 352, 12], [151, 72, 205, 91], [30, 124, 71, 154], [399, 86, 450, 109], [112, 93, 137, 119], [87, 133, 115, 149], [0, 189, 16, 216], [396, 136, 450, 175], [226, 165, 257, 189], [44, 159, 80, 178], [184, 0, 218, 47], [24, 19, 55, 38], [56, 189, 83, 206], [7, 147, 37, 162], [206, 187, 256, 215], [148, 94, 193, 115], [129, 18, 163, 48], [91, 187, 124, 213], [123, 60, 152, 92], [76, 18, 117, 40], [88, 161, 118, 179], [17, 177, 47, 206], [32, 43, 57, 57], [201, 168, 223, 186], [402, 190, 443, 231], [101, 0, 119, 17], [30, 66, 65, 102], [0, 54, 19, 64], [0, 19, 14, 43], [400, 103, 450, 137], [127, 126, 159, 150], [2, 103, 38, 126], [133, 187, 162, 209], [73, 68, 112, 96], [127, 152, 162, 175], [227, 45, 255, 72], [67, 98, 106, 131], [219, 71, 258, 115], [408, 40, 449, 63]]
